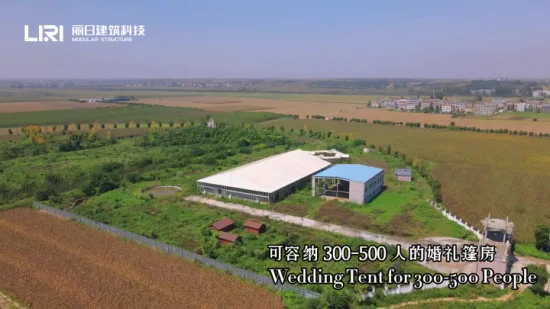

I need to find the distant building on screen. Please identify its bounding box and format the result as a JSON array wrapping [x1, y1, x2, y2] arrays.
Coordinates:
[[397, 100, 408, 110], [385, 101, 397, 109], [451, 102, 466, 111], [207, 117, 216, 128], [394, 169, 412, 182], [515, 103, 526, 112], [470, 89, 495, 96], [420, 102, 431, 109], [474, 103, 496, 115], [406, 102, 419, 111], [541, 104, 550, 113], [441, 104, 452, 113], [533, 90, 544, 98]]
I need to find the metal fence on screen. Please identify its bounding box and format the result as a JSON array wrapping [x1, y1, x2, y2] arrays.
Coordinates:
[[32, 202, 321, 299]]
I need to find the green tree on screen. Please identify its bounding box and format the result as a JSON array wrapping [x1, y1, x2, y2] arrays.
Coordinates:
[[100, 123, 105, 129], [526, 264, 549, 294], [7, 129, 12, 135], [113, 123, 118, 128], [324, 291, 352, 309], [125, 122, 130, 128], [136, 122, 141, 128], [474, 94, 483, 102], [63, 124, 68, 131], [76, 124, 81, 130], [147, 121, 152, 128], [169, 120, 174, 127], [533, 118, 538, 122], [535, 224, 550, 251], [88, 123, 93, 129], [386, 145, 392, 155]]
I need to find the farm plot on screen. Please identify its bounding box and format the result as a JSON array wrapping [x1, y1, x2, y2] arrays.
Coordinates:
[[140, 96, 550, 133], [0, 208, 284, 309], [139, 96, 365, 116], [337, 109, 550, 134], [0, 101, 118, 113]]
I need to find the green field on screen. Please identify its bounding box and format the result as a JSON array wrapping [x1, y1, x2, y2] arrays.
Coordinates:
[[0, 88, 483, 104], [273, 119, 550, 245], [395, 289, 550, 309], [0, 104, 286, 128]]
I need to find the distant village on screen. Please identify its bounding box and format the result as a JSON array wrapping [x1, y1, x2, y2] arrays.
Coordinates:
[[371, 98, 550, 115]]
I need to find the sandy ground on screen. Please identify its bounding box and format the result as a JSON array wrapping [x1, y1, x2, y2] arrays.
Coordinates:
[[0, 101, 118, 113]]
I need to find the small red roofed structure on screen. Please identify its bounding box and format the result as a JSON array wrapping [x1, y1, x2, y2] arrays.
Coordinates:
[[244, 219, 266, 235], [218, 232, 241, 245], [209, 218, 235, 232]]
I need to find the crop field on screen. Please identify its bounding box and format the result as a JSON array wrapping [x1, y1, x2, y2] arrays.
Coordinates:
[[274, 119, 550, 244], [337, 109, 550, 133], [0, 105, 208, 128], [0, 208, 284, 309], [136, 96, 550, 133], [1, 90, 542, 132], [138, 96, 367, 115], [0, 101, 119, 113]]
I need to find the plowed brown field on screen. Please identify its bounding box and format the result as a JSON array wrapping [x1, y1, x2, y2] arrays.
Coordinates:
[[0, 208, 284, 309]]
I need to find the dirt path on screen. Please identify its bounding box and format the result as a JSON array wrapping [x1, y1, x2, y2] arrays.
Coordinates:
[[381, 291, 517, 309], [0, 291, 25, 309], [186, 196, 410, 246]]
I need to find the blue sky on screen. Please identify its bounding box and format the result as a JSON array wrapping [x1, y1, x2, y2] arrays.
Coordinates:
[[1, 1, 549, 79]]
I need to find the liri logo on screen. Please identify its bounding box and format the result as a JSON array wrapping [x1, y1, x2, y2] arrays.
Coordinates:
[[24, 25, 64, 42]]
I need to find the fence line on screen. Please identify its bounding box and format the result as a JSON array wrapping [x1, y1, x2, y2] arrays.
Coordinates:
[[32, 202, 320, 299], [427, 199, 483, 239]]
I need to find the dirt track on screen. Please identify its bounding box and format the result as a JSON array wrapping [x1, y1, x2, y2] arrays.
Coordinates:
[[0, 208, 283, 309]]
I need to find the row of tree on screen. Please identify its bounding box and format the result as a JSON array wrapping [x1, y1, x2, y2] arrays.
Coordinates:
[[423, 122, 550, 138]]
